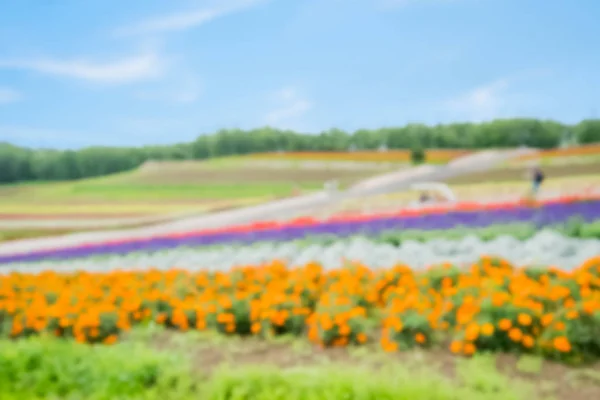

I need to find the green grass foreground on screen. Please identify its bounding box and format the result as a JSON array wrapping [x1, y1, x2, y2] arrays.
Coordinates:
[[0, 336, 519, 400], [1, 329, 599, 400]]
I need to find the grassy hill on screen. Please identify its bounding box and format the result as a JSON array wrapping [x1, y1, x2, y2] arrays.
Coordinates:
[[0, 153, 422, 241], [0, 153, 419, 217], [1, 148, 598, 242]]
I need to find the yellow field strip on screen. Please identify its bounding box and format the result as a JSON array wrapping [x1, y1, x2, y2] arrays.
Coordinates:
[[0, 198, 268, 215]]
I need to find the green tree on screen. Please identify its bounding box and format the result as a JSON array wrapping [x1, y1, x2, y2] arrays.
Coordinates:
[[411, 146, 425, 164], [1, 118, 600, 184], [574, 120, 600, 144]]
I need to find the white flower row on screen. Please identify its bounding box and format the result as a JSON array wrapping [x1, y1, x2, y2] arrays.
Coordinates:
[[1, 230, 598, 275]]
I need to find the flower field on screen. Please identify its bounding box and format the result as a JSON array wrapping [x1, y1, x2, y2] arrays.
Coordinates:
[[2, 194, 600, 399], [248, 149, 471, 163], [2, 255, 600, 365], [4, 229, 600, 275], [2, 196, 599, 264], [517, 144, 600, 161]]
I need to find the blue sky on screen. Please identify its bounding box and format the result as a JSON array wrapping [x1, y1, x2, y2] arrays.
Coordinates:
[[0, 0, 598, 149]]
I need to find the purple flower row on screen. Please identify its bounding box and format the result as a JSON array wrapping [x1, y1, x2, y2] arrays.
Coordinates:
[[1, 199, 600, 265]]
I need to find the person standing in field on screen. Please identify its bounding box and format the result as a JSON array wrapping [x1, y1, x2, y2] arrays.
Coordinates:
[[531, 165, 545, 198]]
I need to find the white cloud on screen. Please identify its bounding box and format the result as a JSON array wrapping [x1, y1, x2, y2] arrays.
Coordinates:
[[115, 0, 267, 36], [265, 100, 312, 124], [0, 52, 165, 84], [264, 86, 312, 128], [442, 78, 511, 121], [275, 87, 297, 102], [440, 69, 552, 121], [134, 74, 202, 104], [0, 87, 22, 104]]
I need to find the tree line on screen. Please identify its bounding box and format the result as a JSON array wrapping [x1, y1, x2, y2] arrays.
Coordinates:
[[1, 118, 599, 184]]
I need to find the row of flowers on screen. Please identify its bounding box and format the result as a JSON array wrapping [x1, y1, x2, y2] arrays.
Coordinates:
[[518, 143, 600, 161], [2, 196, 599, 265], [247, 150, 471, 163], [1, 256, 600, 363]]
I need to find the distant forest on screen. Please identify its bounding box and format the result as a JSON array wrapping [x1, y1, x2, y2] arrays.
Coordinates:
[[1, 118, 599, 184]]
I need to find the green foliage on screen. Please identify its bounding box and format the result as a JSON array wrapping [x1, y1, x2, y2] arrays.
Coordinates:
[[0, 335, 196, 400], [1, 118, 600, 184], [574, 119, 600, 144], [539, 301, 600, 364], [411, 145, 426, 164], [578, 220, 600, 238], [0, 334, 532, 400], [207, 365, 461, 400], [456, 354, 530, 398], [320, 221, 598, 248], [564, 216, 585, 237]]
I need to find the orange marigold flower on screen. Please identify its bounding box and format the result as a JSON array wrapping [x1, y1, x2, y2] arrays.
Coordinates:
[[554, 321, 566, 331], [308, 326, 319, 342], [415, 333, 426, 344], [583, 301, 597, 314], [217, 312, 235, 324], [338, 324, 351, 336], [553, 336, 572, 353], [251, 322, 261, 334], [381, 337, 399, 352], [492, 293, 507, 307], [464, 323, 480, 341], [517, 313, 532, 326], [580, 286, 592, 298], [356, 332, 368, 344], [566, 310, 579, 320], [450, 340, 463, 354], [463, 343, 476, 356], [387, 316, 403, 331], [155, 313, 167, 324], [498, 318, 512, 331], [103, 334, 118, 345], [508, 327, 523, 342], [541, 314, 553, 327], [522, 335, 535, 349], [320, 314, 334, 330], [481, 323, 494, 336], [564, 298, 576, 308]]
